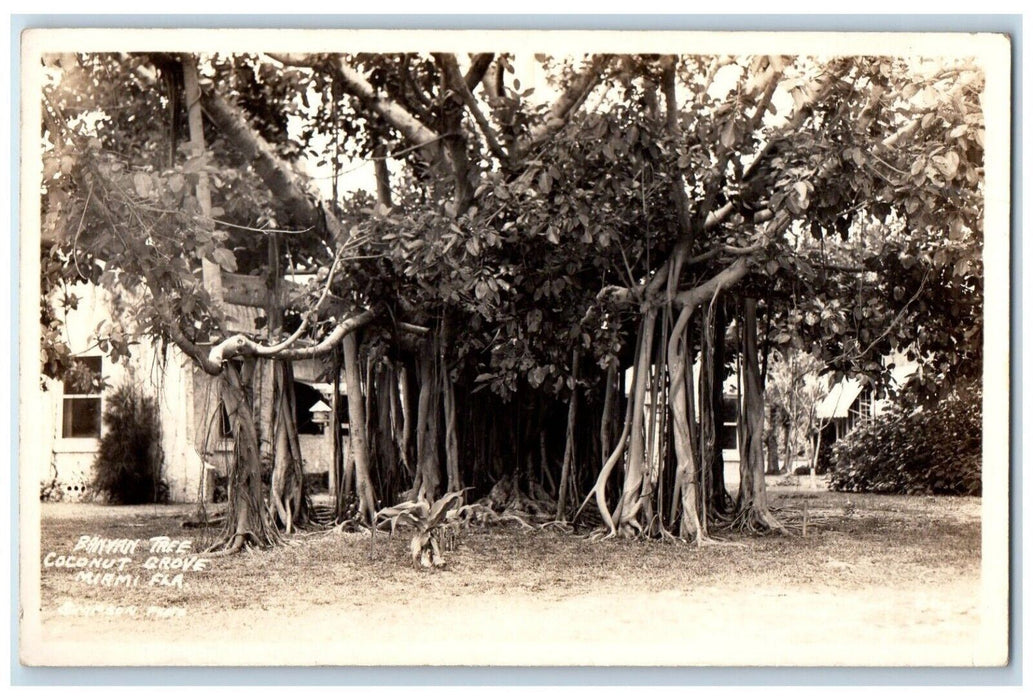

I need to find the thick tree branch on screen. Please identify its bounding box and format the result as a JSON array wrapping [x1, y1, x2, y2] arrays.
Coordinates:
[[329, 57, 446, 162], [167, 322, 224, 375], [481, 60, 504, 101], [264, 52, 324, 69], [514, 54, 612, 159], [691, 56, 784, 232], [674, 258, 750, 309], [464, 53, 494, 91], [685, 240, 767, 266], [209, 308, 379, 365], [439, 53, 508, 164], [661, 56, 693, 240], [199, 90, 337, 236], [741, 63, 849, 183], [268, 51, 448, 167]]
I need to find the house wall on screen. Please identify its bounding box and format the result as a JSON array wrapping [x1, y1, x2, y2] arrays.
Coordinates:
[[293, 358, 340, 478], [299, 433, 333, 475], [40, 283, 207, 503], [156, 357, 208, 503]]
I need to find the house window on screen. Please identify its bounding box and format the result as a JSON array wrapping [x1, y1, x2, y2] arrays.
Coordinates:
[[294, 381, 327, 435], [61, 356, 102, 438], [218, 403, 233, 437], [217, 359, 243, 438], [718, 396, 739, 451], [849, 387, 874, 429]]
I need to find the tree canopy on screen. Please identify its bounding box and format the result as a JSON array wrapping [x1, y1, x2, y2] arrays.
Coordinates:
[[38, 47, 988, 546]]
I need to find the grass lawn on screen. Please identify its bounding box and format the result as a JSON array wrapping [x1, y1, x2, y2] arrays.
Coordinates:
[[24, 487, 986, 667]]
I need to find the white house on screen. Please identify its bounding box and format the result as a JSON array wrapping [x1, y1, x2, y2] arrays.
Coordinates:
[[626, 364, 742, 487], [815, 358, 918, 441], [38, 282, 345, 503]]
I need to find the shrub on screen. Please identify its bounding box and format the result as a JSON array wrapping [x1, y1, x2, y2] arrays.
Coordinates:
[[91, 382, 167, 504], [375, 490, 467, 568], [828, 384, 981, 496]]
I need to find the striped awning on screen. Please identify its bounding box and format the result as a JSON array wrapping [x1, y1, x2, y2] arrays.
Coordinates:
[[816, 378, 864, 419]]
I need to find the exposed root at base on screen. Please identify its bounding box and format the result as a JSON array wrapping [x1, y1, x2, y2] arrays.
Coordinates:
[[205, 533, 248, 556], [731, 506, 789, 535]]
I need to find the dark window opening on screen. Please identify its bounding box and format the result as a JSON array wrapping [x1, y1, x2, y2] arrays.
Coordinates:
[[62, 397, 101, 438], [718, 424, 738, 451], [294, 381, 326, 435], [218, 403, 233, 437], [61, 356, 102, 438], [718, 394, 739, 451]]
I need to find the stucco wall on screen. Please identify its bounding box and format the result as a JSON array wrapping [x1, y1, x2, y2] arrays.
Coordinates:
[[40, 284, 207, 503]]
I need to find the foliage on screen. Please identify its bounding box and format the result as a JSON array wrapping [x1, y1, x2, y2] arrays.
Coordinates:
[[828, 382, 981, 496], [91, 381, 167, 504], [374, 490, 467, 568], [764, 350, 827, 468], [41, 53, 985, 401]]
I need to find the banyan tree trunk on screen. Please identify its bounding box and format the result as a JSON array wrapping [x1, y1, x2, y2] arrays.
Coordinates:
[[269, 360, 307, 533], [366, 359, 407, 505], [735, 298, 786, 534], [414, 345, 442, 501], [397, 363, 415, 479], [698, 308, 718, 529], [331, 347, 346, 520], [706, 297, 732, 515], [440, 320, 461, 494], [614, 309, 658, 535], [343, 333, 377, 523], [599, 362, 618, 466], [765, 406, 781, 475], [213, 360, 281, 553], [556, 350, 580, 521], [668, 304, 705, 542]]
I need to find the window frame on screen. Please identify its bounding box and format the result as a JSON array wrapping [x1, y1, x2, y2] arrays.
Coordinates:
[[60, 356, 103, 440], [718, 394, 739, 452]]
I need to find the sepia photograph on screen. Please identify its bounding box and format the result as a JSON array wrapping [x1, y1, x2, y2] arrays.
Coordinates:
[[17, 27, 1012, 669]]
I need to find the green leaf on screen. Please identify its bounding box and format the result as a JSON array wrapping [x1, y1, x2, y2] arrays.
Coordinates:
[[538, 171, 552, 195], [133, 172, 153, 198], [211, 248, 237, 272], [720, 120, 737, 149], [425, 491, 465, 530]]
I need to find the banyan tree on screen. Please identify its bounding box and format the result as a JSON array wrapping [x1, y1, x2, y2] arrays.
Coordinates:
[[40, 47, 986, 550]]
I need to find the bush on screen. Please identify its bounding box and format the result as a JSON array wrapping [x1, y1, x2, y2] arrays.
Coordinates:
[[91, 382, 167, 504], [828, 384, 981, 496]]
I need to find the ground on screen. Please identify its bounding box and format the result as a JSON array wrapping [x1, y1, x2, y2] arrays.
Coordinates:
[[23, 485, 987, 667]]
